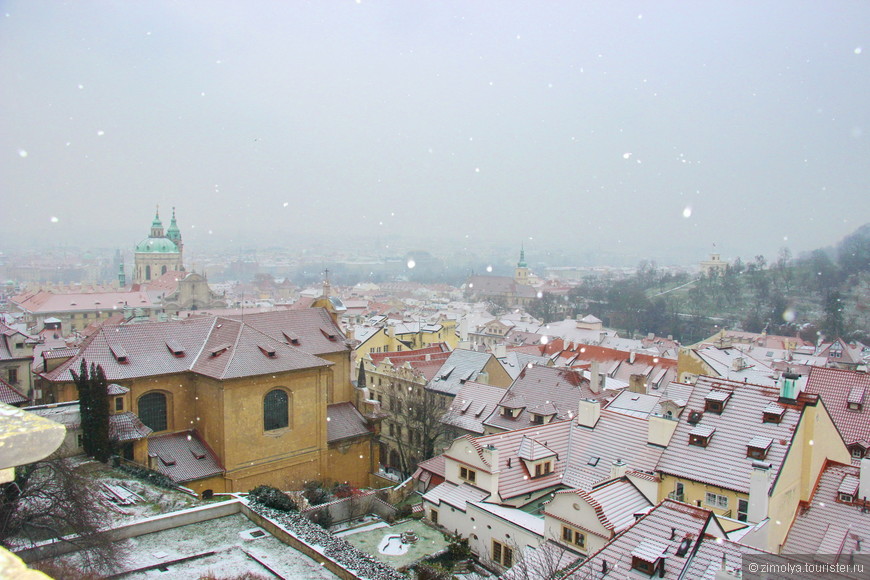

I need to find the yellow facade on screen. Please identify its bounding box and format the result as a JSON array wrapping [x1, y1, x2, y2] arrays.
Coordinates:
[[355, 320, 458, 362], [656, 397, 850, 552]]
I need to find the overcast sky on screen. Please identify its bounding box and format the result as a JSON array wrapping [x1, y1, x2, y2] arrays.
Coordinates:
[[1, 1, 868, 264]]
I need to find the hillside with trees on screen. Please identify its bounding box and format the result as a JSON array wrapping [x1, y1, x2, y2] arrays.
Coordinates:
[[529, 224, 870, 345]]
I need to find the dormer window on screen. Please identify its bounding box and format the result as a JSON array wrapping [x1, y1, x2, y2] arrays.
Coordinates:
[[631, 542, 667, 577], [687, 410, 703, 424], [533, 461, 553, 478], [109, 344, 129, 363], [704, 390, 731, 413], [530, 413, 545, 425], [500, 406, 522, 419], [839, 492, 854, 503], [459, 466, 477, 484], [688, 424, 715, 447], [762, 402, 786, 424], [847, 387, 865, 411], [837, 475, 859, 503], [747, 436, 772, 460]]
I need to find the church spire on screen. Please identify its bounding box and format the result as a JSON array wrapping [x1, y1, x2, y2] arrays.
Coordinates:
[[517, 243, 527, 268], [150, 205, 165, 238]]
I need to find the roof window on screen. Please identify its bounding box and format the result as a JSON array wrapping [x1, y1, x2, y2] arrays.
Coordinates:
[[210, 344, 230, 357], [258, 345, 277, 358], [704, 390, 732, 413], [109, 344, 129, 363], [165, 339, 185, 356], [282, 331, 300, 346], [762, 402, 785, 424], [689, 424, 715, 447], [746, 436, 772, 460]]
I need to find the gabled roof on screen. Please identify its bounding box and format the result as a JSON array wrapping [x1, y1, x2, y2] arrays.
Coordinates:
[[561, 499, 757, 580], [517, 436, 557, 461], [483, 365, 605, 431], [11, 290, 155, 314], [148, 430, 222, 483], [803, 366, 870, 447], [326, 402, 370, 443], [562, 410, 664, 490], [0, 378, 27, 406], [224, 308, 350, 355], [656, 376, 806, 494], [551, 478, 652, 535], [443, 381, 507, 434], [426, 349, 499, 396], [422, 481, 489, 511], [783, 461, 870, 558]]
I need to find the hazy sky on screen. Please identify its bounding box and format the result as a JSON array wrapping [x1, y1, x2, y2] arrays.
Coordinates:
[[2, 1, 868, 264]]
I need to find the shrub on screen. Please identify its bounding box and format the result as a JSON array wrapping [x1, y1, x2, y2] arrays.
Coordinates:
[[415, 562, 452, 580], [309, 508, 333, 529], [248, 485, 297, 512], [116, 463, 177, 490], [303, 480, 332, 506]]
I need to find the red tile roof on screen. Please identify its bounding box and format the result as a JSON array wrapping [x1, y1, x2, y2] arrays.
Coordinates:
[[803, 367, 870, 447], [783, 460, 870, 557], [148, 430, 223, 483], [656, 376, 807, 494], [0, 378, 27, 405], [42, 315, 332, 383], [483, 365, 607, 431], [225, 308, 350, 356], [326, 402, 371, 443]]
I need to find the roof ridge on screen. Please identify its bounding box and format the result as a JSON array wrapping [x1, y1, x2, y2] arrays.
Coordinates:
[[191, 317, 217, 367]]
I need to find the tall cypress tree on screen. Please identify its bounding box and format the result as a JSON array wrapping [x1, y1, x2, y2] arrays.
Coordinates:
[[71, 360, 111, 462], [357, 359, 367, 390], [71, 359, 93, 456], [91, 363, 111, 463]]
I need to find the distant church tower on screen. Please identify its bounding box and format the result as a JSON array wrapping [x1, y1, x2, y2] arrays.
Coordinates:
[[133, 206, 184, 284], [514, 245, 530, 285]]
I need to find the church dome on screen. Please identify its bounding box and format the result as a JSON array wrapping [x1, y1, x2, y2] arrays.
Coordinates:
[[135, 237, 179, 253]]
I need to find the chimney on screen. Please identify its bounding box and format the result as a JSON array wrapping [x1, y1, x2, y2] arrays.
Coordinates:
[[590, 361, 601, 394], [459, 317, 469, 341], [779, 372, 800, 402], [648, 414, 678, 446], [610, 459, 627, 480], [859, 458, 870, 502], [629, 374, 646, 393], [748, 461, 772, 523], [494, 343, 507, 359], [629, 350, 636, 364], [577, 399, 601, 428], [483, 444, 501, 501]]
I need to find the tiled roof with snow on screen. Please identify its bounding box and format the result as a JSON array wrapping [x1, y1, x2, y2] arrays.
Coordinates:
[[783, 461, 870, 557], [560, 500, 742, 580], [42, 315, 332, 383], [148, 430, 223, 483], [326, 402, 370, 443], [656, 376, 806, 494], [0, 378, 27, 405], [443, 381, 507, 434], [803, 366, 870, 447], [422, 481, 489, 511], [426, 349, 499, 396], [483, 365, 606, 431], [561, 410, 664, 490]]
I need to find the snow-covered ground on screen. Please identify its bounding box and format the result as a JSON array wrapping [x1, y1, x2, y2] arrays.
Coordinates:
[[40, 513, 340, 579]]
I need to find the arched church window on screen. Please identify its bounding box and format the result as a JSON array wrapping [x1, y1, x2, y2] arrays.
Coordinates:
[[138, 391, 167, 432], [264, 389, 290, 431]]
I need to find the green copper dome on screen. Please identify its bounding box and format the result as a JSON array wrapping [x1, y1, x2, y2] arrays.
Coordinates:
[[135, 237, 179, 253]]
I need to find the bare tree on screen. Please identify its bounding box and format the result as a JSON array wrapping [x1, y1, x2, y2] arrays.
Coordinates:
[[0, 457, 123, 575], [386, 384, 459, 477], [495, 538, 581, 580]]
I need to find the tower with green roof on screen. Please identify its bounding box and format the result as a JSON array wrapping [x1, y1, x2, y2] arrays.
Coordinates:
[[134, 206, 184, 283], [515, 244, 530, 285]]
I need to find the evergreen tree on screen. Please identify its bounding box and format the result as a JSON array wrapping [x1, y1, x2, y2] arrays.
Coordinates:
[[357, 359, 367, 390], [91, 363, 111, 462], [71, 359, 93, 457], [71, 360, 111, 462]]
